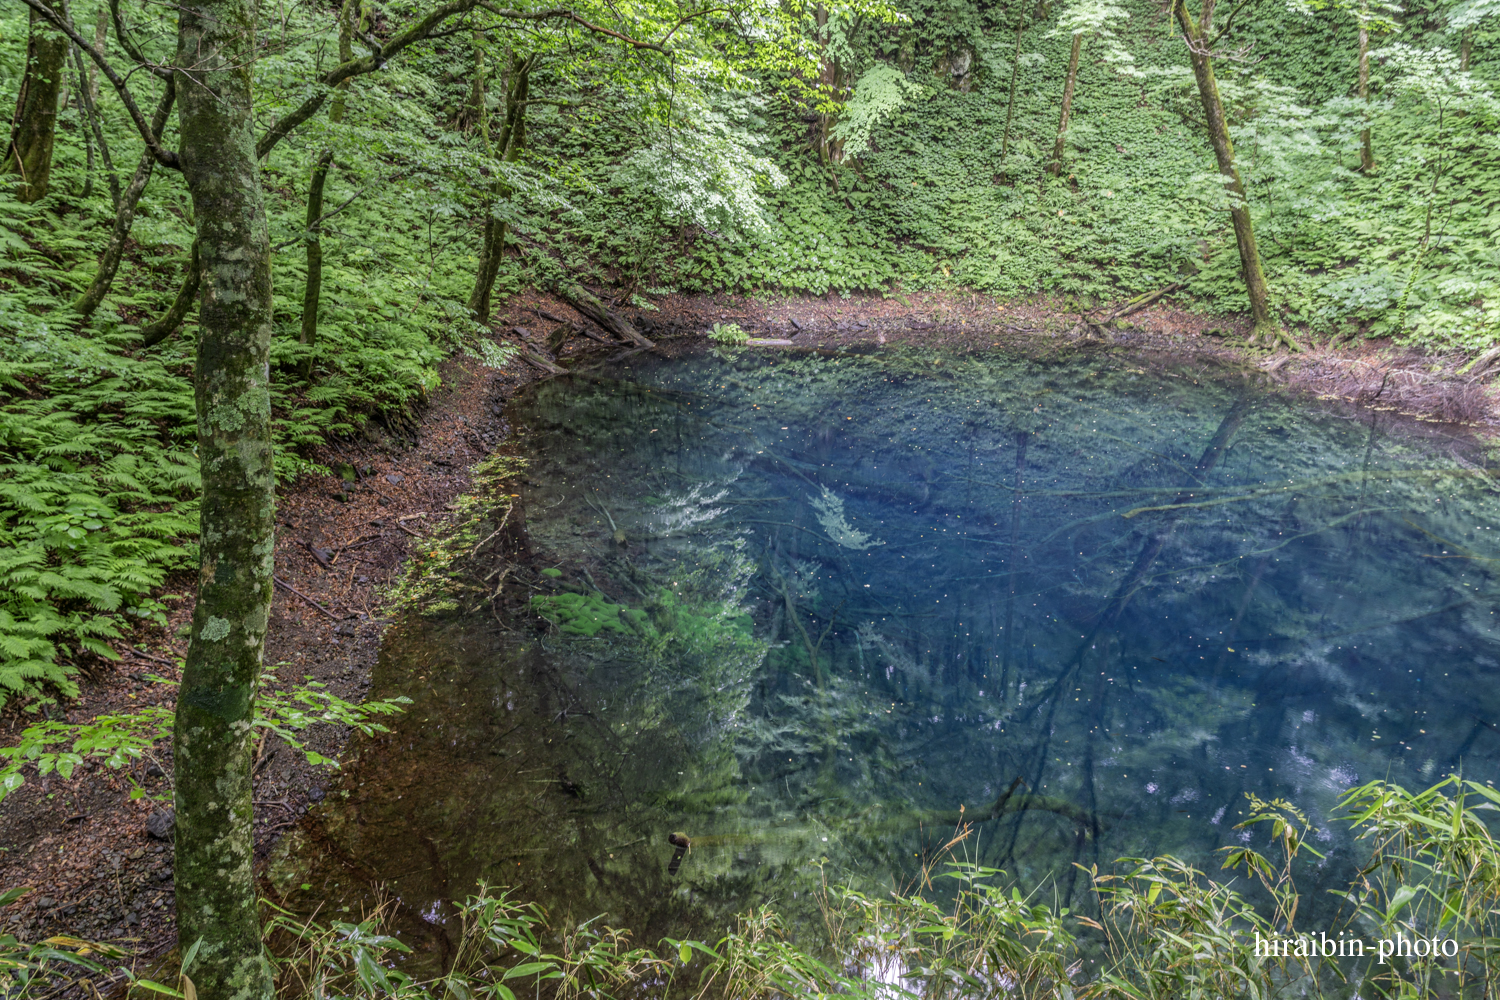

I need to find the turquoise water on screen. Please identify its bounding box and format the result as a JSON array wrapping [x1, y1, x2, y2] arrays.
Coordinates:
[[285, 344, 1500, 963]]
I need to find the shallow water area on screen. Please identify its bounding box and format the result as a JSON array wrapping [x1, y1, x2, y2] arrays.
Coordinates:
[[282, 342, 1500, 965]]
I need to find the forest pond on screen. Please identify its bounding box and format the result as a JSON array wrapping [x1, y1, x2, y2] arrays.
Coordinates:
[[279, 343, 1500, 965]]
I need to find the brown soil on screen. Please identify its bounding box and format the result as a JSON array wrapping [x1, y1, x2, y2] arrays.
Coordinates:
[[1, 287, 1494, 984]]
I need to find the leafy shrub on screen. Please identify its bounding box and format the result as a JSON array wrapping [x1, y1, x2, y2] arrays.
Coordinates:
[[708, 321, 749, 344]]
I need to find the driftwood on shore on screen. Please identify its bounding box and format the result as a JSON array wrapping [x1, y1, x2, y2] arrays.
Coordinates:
[[556, 282, 654, 349]]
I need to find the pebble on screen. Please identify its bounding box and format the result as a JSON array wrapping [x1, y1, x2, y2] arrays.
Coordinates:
[[146, 807, 176, 840]]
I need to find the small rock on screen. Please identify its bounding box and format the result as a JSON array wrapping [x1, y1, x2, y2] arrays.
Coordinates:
[[145, 763, 164, 778], [155, 867, 172, 882], [35, 897, 55, 909], [336, 463, 357, 483], [128, 848, 146, 860], [385, 473, 404, 485], [125, 912, 139, 926], [145, 807, 175, 840], [307, 786, 325, 802]]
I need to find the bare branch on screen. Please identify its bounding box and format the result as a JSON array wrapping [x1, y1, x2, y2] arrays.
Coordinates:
[[660, 5, 727, 44], [107, 0, 167, 77], [477, 4, 672, 53], [258, 0, 488, 159]]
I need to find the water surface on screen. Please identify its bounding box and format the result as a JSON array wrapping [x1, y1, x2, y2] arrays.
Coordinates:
[[281, 344, 1500, 964]]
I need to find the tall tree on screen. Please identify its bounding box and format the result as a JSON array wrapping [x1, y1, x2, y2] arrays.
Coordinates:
[[168, 0, 280, 986], [1358, 4, 1373, 171], [1048, 32, 1082, 175], [1045, 0, 1131, 177], [1171, 0, 1287, 347], [5, 6, 69, 202], [468, 51, 532, 324], [299, 0, 359, 368]]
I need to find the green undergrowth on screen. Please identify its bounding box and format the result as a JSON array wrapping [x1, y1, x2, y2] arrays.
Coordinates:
[[10, 776, 1500, 998]]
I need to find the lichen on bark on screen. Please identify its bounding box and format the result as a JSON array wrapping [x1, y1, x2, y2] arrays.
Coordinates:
[[169, 0, 277, 994]]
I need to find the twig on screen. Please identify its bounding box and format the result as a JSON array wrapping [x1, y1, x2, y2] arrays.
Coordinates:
[[273, 576, 344, 620], [470, 505, 513, 555], [127, 648, 178, 667], [332, 534, 382, 560]]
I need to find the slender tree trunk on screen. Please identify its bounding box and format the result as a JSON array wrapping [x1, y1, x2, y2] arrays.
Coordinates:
[[171, 0, 277, 990], [139, 238, 201, 347], [89, 5, 105, 103], [1048, 32, 1082, 176], [299, 0, 356, 365], [74, 79, 173, 318], [1358, 16, 1373, 172], [1000, 22, 1024, 168], [468, 55, 528, 324], [299, 148, 332, 368], [5, 7, 69, 202], [1460, 25, 1472, 71], [76, 78, 94, 199], [1173, 0, 1286, 347], [457, 30, 486, 131], [70, 41, 118, 206]]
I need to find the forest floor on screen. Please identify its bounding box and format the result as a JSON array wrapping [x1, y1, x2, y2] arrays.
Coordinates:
[[1, 286, 1494, 986]]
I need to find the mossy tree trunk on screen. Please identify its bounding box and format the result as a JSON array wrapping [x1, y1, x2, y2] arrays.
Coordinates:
[[1172, 0, 1286, 348], [1047, 32, 1082, 176], [171, 0, 277, 992], [5, 6, 69, 202], [467, 53, 530, 325]]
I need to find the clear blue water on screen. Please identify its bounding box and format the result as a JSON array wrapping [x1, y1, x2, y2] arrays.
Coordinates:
[[283, 344, 1500, 962]]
